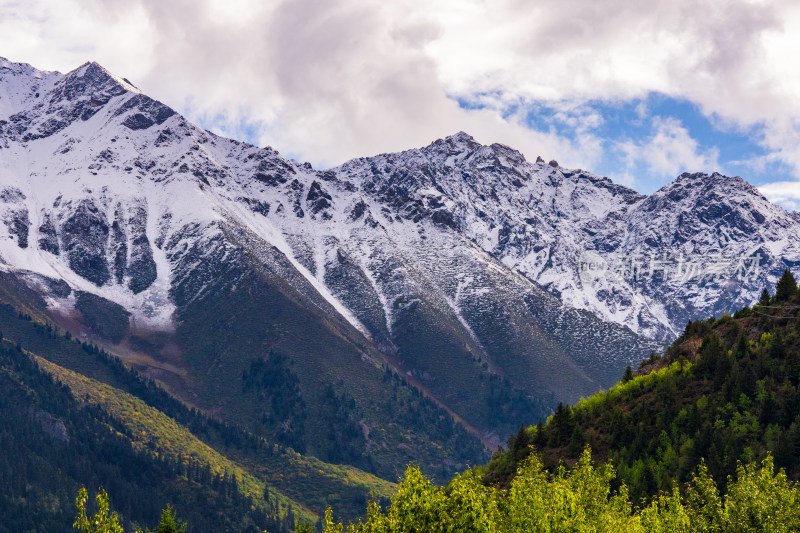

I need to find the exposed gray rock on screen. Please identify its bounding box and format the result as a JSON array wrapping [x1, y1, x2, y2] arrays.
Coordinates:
[[128, 233, 157, 294], [5, 207, 29, 248], [60, 199, 110, 286], [29, 408, 70, 443], [37, 212, 60, 255], [111, 206, 127, 283], [126, 204, 157, 294], [306, 181, 333, 219], [115, 93, 176, 130]]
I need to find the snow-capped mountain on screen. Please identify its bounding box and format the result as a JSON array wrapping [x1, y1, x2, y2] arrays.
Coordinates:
[[1, 56, 795, 453], [0, 57, 667, 454], [338, 136, 800, 341]]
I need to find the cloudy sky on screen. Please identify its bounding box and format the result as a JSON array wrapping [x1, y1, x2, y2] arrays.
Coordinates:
[[1, 0, 799, 209]]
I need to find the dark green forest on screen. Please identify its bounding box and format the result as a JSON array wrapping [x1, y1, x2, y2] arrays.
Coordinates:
[[0, 301, 396, 531], [0, 334, 292, 532], [485, 270, 800, 499]]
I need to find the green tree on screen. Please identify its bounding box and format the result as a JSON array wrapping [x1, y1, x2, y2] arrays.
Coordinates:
[[686, 461, 724, 530], [145, 505, 187, 533], [323, 448, 800, 532], [776, 269, 798, 302], [622, 365, 634, 383], [73, 488, 124, 533], [510, 424, 531, 461], [759, 288, 772, 306], [725, 456, 800, 531]]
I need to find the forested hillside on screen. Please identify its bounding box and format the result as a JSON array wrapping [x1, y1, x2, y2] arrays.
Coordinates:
[[320, 271, 800, 531], [0, 301, 396, 532], [0, 337, 298, 532], [485, 270, 800, 501]]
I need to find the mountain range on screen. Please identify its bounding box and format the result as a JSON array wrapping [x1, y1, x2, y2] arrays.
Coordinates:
[[0, 55, 797, 469]]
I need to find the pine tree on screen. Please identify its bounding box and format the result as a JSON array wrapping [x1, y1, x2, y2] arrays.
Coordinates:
[[759, 288, 772, 306], [145, 505, 187, 533], [776, 269, 798, 302], [533, 420, 546, 448], [622, 365, 634, 383], [549, 402, 574, 447], [511, 424, 531, 461], [286, 504, 296, 531]]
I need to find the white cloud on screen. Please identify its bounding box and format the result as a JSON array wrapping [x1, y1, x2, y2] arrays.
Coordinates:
[[616, 117, 720, 181], [0, 0, 610, 170], [1, 0, 800, 186], [758, 181, 800, 211]]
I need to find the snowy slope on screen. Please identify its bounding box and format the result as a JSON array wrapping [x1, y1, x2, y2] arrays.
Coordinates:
[[0, 58, 670, 442], [332, 134, 800, 341], [1, 57, 797, 350]]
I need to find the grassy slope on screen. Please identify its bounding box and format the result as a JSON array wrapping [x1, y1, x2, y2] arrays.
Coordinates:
[[33, 353, 396, 523], [33, 354, 315, 522]]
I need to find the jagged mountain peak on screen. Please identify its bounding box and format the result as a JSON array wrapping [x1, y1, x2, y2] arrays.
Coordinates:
[[67, 60, 115, 81], [643, 171, 790, 229], [672, 171, 759, 193], [443, 130, 475, 144], [667, 173, 791, 218], [0, 56, 55, 77], [0, 58, 149, 143], [62, 60, 140, 96], [422, 131, 528, 168], [1, 56, 33, 74]]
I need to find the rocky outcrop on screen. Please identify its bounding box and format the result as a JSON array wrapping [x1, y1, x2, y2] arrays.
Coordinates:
[[60, 200, 110, 286]]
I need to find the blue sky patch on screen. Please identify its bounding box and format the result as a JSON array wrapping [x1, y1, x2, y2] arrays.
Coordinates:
[[456, 93, 793, 196]]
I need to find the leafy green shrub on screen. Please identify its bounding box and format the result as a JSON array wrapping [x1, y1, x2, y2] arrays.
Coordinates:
[[324, 449, 800, 532]]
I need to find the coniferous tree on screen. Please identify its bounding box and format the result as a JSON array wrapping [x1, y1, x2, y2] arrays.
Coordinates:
[[622, 365, 634, 383], [145, 505, 187, 533], [759, 288, 772, 306], [510, 424, 531, 461], [533, 420, 546, 448], [776, 269, 798, 302]]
